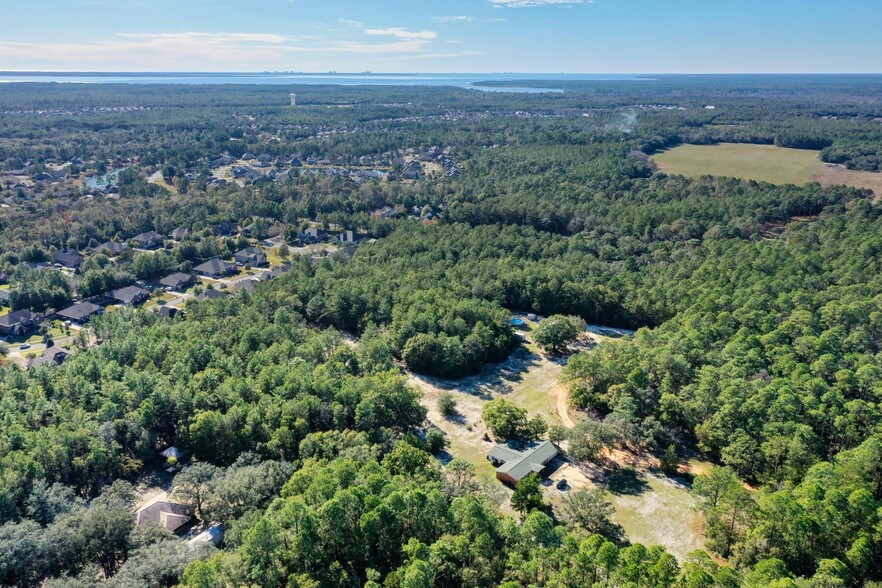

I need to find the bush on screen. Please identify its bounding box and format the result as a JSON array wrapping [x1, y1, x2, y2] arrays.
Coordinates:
[[437, 391, 458, 417]]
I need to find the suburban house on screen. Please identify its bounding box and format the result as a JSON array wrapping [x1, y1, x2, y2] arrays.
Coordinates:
[[257, 264, 291, 282], [194, 258, 237, 278], [28, 347, 70, 369], [155, 306, 179, 319], [338, 230, 358, 245], [134, 497, 192, 534], [487, 440, 559, 486], [169, 227, 190, 241], [92, 241, 128, 257], [212, 221, 237, 237], [132, 231, 164, 250], [210, 155, 235, 168], [400, 160, 423, 180], [196, 289, 229, 302], [52, 249, 84, 269], [0, 310, 43, 338], [109, 285, 150, 305], [233, 279, 256, 294], [159, 272, 196, 291], [233, 247, 268, 267], [373, 206, 396, 220], [56, 301, 103, 324]]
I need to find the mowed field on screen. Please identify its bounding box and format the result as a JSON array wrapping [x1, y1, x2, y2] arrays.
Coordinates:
[[653, 142, 882, 198]]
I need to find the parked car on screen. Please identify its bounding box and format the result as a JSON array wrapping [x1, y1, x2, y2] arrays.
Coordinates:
[[19, 343, 31, 350], [556, 479, 567, 490]]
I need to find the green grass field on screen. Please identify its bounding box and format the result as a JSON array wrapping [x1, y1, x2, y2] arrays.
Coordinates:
[[653, 143, 824, 185]]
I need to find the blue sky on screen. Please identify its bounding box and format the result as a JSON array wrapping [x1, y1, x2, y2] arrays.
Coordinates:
[[1, 0, 880, 73]]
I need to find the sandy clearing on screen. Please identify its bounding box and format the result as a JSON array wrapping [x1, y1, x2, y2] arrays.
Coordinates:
[[811, 164, 882, 200]]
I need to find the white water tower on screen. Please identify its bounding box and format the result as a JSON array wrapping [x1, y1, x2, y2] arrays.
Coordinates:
[[289, 93, 297, 107]]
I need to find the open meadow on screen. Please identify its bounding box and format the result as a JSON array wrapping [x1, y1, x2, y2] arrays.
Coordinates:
[[653, 142, 882, 197]]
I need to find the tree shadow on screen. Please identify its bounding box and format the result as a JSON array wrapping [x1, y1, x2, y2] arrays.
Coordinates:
[[435, 450, 455, 466], [414, 345, 541, 401], [606, 466, 649, 496], [443, 412, 467, 426]]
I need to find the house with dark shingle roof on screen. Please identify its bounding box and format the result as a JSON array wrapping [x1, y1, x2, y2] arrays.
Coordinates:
[[169, 227, 190, 242], [233, 247, 268, 267], [56, 301, 103, 324], [156, 306, 180, 319], [212, 221, 236, 237], [134, 497, 192, 533], [196, 289, 229, 302], [28, 347, 70, 369], [131, 231, 164, 250], [194, 258, 236, 278], [0, 309, 43, 337], [257, 264, 291, 282], [487, 440, 559, 486], [52, 249, 84, 268], [159, 272, 195, 291], [92, 241, 128, 257], [109, 285, 150, 305], [210, 155, 235, 168]]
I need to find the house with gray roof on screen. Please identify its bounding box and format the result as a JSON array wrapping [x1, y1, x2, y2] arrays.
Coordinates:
[[132, 231, 164, 250], [56, 301, 103, 324], [109, 285, 150, 305], [487, 440, 559, 486], [0, 310, 43, 338], [194, 257, 236, 278], [159, 272, 195, 291], [28, 347, 70, 369], [196, 289, 229, 302], [233, 247, 268, 267], [53, 249, 84, 268], [134, 497, 192, 534], [93, 241, 128, 257]]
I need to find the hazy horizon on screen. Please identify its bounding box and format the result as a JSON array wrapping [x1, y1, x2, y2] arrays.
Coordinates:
[[2, 0, 881, 74]]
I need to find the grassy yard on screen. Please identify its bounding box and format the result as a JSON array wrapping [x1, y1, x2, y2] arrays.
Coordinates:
[[606, 469, 706, 561], [653, 143, 824, 185], [407, 327, 709, 560]]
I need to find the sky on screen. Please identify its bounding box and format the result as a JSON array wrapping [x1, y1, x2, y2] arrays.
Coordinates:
[[1, 0, 880, 73]]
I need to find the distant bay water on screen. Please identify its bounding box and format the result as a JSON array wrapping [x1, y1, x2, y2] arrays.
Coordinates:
[[0, 72, 653, 92]]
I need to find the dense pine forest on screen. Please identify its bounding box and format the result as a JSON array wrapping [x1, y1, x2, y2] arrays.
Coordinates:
[[1, 76, 882, 587]]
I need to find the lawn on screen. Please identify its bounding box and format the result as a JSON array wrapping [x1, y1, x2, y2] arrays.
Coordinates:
[[607, 470, 706, 562], [653, 143, 824, 185], [405, 327, 709, 560]]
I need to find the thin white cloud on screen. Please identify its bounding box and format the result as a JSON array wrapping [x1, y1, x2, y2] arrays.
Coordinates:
[[363, 28, 437, 40], [119, 32, 292, 44], [0, 30, 437, 70], [433, 15, 508, 23], [489, 0, 589, 7]]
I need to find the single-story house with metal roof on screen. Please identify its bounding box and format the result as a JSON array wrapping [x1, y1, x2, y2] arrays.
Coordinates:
[[488, 440, 559, 486]]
